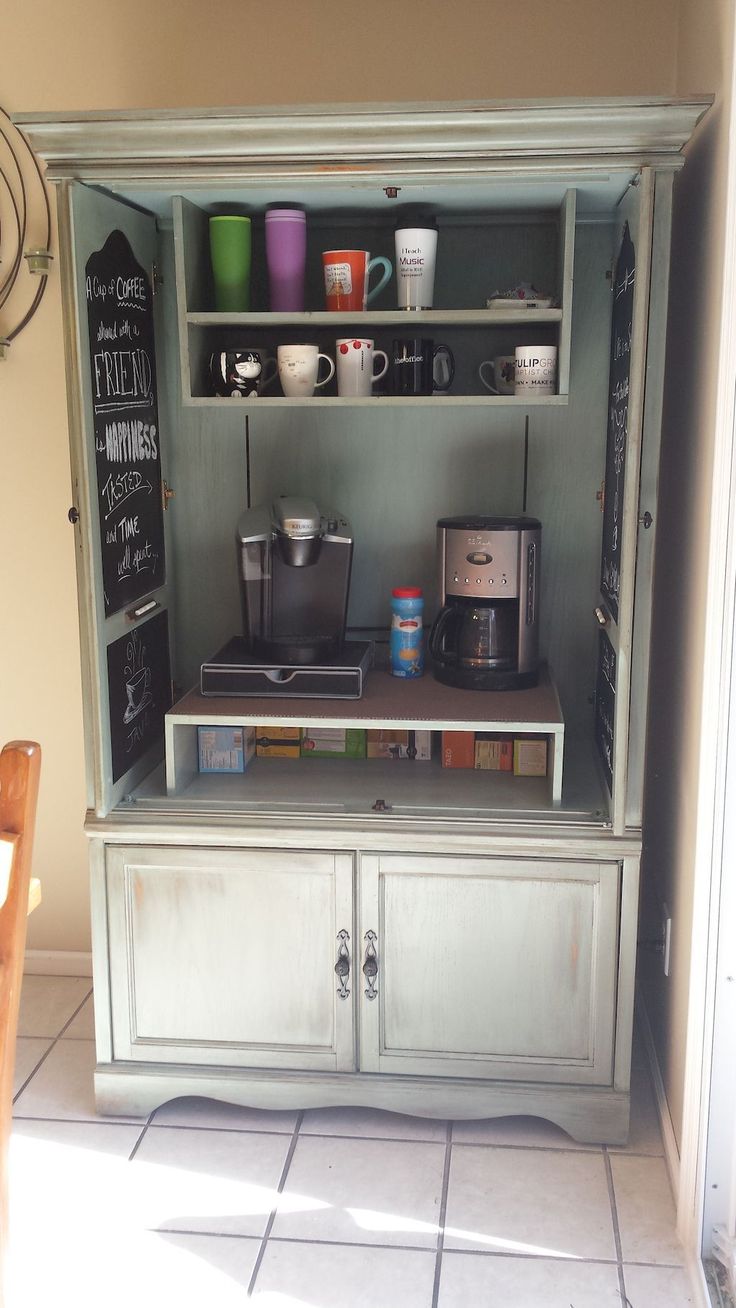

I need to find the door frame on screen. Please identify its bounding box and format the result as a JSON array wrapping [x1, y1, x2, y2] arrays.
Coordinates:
[[676, 27, 736, 1305]]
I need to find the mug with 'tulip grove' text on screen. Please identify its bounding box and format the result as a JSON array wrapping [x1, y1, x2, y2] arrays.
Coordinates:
[[514, 345, 557, 396]]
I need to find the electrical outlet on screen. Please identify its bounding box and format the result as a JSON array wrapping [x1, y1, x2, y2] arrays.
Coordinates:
[[662, 904, 672, 976]]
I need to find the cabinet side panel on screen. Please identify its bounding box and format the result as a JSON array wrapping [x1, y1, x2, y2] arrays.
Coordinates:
[[626, 172, 674, 828]]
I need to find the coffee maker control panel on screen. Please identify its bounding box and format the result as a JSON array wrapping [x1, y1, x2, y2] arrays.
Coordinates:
[[441, 528, 522, 598]]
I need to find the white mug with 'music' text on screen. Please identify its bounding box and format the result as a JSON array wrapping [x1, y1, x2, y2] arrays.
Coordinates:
[[514, 345, 557, 396]]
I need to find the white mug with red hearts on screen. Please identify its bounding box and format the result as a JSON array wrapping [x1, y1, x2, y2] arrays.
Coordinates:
[[336, 338, 389, 397]]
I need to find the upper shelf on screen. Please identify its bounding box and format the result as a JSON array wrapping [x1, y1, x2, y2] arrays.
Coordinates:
[[187, 308, 564, 328], [174, 190, 576, 405]]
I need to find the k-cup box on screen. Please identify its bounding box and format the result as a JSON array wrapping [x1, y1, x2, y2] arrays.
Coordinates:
[[475, 735, 513, 771], [513, 737, 548, 777], [256, 726, 301, 758], [442, 731, 476, 769], [198, 725, 255, 774], [367, 729, 432, 760], [301, 728, 366, 759]]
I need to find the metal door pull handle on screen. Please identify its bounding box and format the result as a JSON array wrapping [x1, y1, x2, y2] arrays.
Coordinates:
[[335, 929, 350, 1000], [363, 930, 378, 1000]]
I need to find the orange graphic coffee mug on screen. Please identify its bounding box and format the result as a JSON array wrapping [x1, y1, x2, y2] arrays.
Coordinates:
[[322, 249, 392, 311]]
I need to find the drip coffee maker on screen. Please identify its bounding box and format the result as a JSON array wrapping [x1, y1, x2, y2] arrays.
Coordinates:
[[428, 515, 541, 690]]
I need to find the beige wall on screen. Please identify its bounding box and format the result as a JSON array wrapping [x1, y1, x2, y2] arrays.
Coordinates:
[[0, 2, 679, 961], [5, 0, 678, 110], [639, 0, 734, 1146]]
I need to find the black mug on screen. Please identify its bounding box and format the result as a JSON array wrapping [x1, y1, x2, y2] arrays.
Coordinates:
[[390, 338, 455, 396], [207, 348, 277, 398]]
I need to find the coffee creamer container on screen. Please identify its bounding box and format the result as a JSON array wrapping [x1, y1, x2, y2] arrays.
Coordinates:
[[395, 207, 437, 310], [390, 586, 425, 677]]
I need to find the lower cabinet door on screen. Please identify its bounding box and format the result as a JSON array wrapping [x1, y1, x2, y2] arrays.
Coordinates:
[[106, 845, 356, 1071], [358, 853, 619, 1084]]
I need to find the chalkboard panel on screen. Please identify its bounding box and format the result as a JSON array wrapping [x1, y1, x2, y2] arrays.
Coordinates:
[[594, 629, 616, 797], [107, 611, 171, 784], [85, 230, 165, 616], [600, 221, 635, 624]]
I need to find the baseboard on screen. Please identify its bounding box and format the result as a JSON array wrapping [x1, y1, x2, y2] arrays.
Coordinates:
[[690, 1255, 712, 1308], [636, 991, 681, 1198], [24, 949, 93, 977]]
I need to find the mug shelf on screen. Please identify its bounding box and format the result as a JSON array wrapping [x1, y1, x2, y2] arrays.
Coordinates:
[[173, 192, 575, 406], [186, 308, 564, 328], [181, 393, 570, 409]]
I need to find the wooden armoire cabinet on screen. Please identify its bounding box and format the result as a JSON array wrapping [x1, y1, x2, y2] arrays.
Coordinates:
[[19, 97, 709, 1142]]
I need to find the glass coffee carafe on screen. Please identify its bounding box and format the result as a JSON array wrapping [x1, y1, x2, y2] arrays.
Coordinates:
[[428, 597, 518, 671]]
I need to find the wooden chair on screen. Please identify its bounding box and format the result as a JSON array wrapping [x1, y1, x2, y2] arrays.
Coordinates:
[[0, 741, 41, 1306]]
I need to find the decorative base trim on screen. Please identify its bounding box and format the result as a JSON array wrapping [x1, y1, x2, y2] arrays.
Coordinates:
[[24, 949, 93, 977], [636, 992, 681, 1195], [94, 1062, 631, 1145]]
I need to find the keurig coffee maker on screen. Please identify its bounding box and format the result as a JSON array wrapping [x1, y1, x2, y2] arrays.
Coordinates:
[[428, 515, 541, 690], [237, 496, 353, 664], [200, 496, 372, 698]]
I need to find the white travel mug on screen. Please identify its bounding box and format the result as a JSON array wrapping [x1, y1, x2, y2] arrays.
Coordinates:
[[395, 208, 438, 310]]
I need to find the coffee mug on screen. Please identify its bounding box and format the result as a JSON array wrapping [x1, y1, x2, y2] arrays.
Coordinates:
[[209, 216, 252, 312], [277, 344, 335, 397], [478, 354, 516, 395], [391, 338, 455, 396], [514, 345, 557, 396], [207, 348, 277, 398], [336, 338, 389, 396], [323, 250, 393, 312]]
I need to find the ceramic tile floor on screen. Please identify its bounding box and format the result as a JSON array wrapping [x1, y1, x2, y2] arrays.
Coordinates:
[[8, 975, 695, 1307]]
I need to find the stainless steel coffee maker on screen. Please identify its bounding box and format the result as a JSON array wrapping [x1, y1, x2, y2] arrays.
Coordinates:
[[428, 515, 541, 690], [237, 496, 353, 665]]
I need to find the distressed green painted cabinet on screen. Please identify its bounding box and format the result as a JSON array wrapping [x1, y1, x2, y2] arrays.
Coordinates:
[[19, 97, 710, 1142]]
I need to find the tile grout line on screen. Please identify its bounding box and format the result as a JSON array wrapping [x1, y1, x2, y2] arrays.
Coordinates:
[[246, 1110, 304, 1297], [12, 987, 94, 1103], [56, 986, 94, 1036], [128, 1109, 157, 1160], [430, 1121, 453, 1308], [603, 1147, 631, 1307]]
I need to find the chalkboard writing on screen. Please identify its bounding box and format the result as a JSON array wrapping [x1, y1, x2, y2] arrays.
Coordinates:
[[600, 221, 635, 624], [595, 629, 616, 797], [107, 610, 171, 784], [85, 230, 165, 617]]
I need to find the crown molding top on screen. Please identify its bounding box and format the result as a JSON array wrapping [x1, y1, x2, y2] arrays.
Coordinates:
[[14, 97, 713, 184]]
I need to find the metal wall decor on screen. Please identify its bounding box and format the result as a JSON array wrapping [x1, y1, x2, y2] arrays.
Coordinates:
[[0, 105, 53, 359]]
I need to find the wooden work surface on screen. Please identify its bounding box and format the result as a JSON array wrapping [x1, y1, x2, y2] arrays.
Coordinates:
[[170, 664, 564, 733]]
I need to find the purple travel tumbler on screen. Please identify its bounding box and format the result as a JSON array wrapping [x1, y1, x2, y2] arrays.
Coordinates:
[[265, 207, 307, 312]]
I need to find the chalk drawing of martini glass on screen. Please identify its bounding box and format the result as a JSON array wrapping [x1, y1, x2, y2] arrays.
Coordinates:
[[123, 665, 153, 723]]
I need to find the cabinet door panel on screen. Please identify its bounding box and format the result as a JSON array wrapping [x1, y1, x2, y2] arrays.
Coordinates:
[[107, 846, 355, 1071], [62, 182, 175, 814], [359, 854, 618, 1084]]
